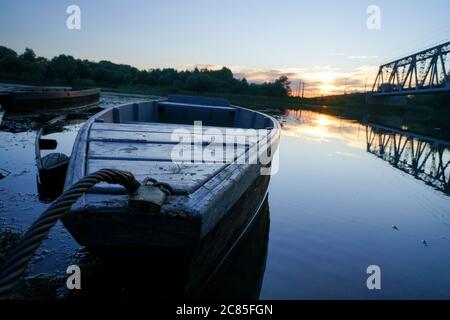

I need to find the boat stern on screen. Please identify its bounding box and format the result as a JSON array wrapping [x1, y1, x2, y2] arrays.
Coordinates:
[[61, 203, 202, 249]]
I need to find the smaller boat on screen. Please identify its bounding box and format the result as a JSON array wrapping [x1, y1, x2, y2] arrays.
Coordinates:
[[0, 86, 100, 114], [35, 115, 70, 200]]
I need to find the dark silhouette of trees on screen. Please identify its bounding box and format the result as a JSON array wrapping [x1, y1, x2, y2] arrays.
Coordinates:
[[0, 46, 291, 97]]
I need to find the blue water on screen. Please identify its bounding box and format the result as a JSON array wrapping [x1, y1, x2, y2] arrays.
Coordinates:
[[262, 110, 450, 299], [1, 92, 449, 299]]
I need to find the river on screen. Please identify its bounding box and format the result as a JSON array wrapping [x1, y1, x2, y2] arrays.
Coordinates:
[[0, 91, 449, 299]]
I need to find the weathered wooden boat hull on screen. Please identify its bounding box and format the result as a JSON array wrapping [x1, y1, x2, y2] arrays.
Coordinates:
[[65, 198, 270, 299], [62, 95, 280, 251], [0, 88, 100, 114], [185, 174, 271, 295]]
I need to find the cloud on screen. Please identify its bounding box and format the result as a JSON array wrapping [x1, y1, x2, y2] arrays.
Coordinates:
[[184, 63, 225, 70], [347, 55, 379, 60], [232, 65, 381, 96]]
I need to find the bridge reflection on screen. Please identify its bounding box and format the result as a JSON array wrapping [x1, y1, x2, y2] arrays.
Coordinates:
[[366, 124, 450, 195]]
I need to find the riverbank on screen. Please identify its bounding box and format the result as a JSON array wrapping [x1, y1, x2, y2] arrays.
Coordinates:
[[2, 80, 449, 120], [0, 79, 305, 109]]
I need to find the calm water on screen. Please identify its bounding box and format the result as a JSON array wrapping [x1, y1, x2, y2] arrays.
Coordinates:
[[262, 110, 450, 299], [0, 92, 449, 299]]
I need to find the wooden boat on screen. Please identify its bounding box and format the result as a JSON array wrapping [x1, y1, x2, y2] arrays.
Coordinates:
[[35, 115, 70, 201], [0, 86, 100, 114], [62, 95, 279, 251]]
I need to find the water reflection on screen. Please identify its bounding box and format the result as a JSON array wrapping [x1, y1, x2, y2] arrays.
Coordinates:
[[259, 108, 450, 299], [282, 109, 366, 148], [366, 124, 450, 195], [282, 108, 450, 196]]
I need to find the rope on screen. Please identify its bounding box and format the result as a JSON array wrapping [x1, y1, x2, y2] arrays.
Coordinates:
[[0, 168, 141, 300]]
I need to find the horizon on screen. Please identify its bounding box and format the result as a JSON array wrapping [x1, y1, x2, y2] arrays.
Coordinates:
[[1, 0, 450, 97]]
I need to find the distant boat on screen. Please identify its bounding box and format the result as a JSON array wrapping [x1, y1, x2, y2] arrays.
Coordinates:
[[0, 86, 100, 114], [62, 95, 279, 254]]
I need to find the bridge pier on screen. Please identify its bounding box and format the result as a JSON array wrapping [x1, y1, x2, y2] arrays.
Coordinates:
[[366, 94, 407, 107]]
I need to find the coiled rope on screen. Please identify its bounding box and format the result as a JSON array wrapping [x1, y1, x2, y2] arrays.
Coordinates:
[[0, 168, 141, 300]]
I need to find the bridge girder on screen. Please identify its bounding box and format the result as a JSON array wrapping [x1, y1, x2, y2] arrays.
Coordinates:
[[372, 41, 450, 96]]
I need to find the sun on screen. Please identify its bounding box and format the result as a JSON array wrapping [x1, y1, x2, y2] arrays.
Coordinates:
[[319, 84, 336, 95], [317, 115, 329, 127], [315, 71, 335, 84]]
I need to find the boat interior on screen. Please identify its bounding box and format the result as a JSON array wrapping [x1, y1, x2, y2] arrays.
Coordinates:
[[96, 95, 275, 129], [83, 96, 275, 196]]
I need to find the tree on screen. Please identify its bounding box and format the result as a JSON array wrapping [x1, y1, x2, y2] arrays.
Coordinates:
[[19, 48, 36, 62], [0, 46, 17, 59], [275, 75, 291, 96], [184, 73, 218, 92], [0, 45, 293, 97], [46, 54, 78, 83]]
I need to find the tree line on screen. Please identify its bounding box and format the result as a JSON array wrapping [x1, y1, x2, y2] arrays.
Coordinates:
[[0, 46, 291, 97]]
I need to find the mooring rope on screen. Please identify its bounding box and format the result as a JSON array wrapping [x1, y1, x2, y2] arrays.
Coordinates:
[[0, 168, 141, 300]]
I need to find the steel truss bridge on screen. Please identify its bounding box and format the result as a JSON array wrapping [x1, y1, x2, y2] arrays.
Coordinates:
[[366, 124, 450, 195], [372, 41, 450, 96]]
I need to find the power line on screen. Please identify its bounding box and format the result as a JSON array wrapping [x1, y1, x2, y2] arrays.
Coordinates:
[[381, 37, 450, 66], [384, 23, 450, 58], [376, 23, 450, 65]]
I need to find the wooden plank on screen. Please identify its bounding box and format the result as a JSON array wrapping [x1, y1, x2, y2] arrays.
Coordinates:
[[158, 101, 235, 111], [88, 141, 247, 163], [91, 122, 265, 136], [89, 129, 252, 146], [87, 159, 226, 194]]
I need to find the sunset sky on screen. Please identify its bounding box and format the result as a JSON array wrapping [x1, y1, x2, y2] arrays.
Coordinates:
[[1, 0, 449, 96]]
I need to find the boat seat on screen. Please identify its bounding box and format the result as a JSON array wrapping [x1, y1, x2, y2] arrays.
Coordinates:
[[87, 122, 260, 195]]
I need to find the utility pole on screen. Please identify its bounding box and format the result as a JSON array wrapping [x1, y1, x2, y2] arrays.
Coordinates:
[[302, 81, 305, 99]]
